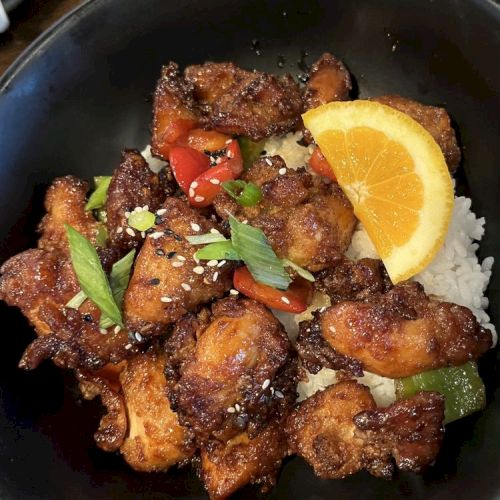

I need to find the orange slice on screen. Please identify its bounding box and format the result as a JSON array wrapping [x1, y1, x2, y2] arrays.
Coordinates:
[[303, 100, 453, 283]]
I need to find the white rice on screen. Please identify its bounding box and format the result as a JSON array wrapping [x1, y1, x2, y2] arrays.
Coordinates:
[[264, 131, 312, 169]]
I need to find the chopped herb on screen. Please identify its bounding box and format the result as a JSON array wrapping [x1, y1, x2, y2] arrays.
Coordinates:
[[186, 233, 228, 245], [85, 176, 112, 211], [222, 180, 262, 207], [65, 224, 123, 327], [65, 289, 87, 309], [195, 240, 241, 261], [128, 210, 156, 231], [282, 258, 315, 282], [96, 223, 108, 247]]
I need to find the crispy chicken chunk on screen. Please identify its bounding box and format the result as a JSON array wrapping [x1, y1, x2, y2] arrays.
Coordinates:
[[372, 95, 461, 172], [185, 62, 303, 141], [151, 62, 199, 160], [319, 281, 491, 378], [167, 298, 299, 443], [286, 380, 444, 479], [106, 150, 174, 251], [213, 156, 356, 271], [304, 53, 352, 111], [38, 176, 100, 255], [124, 197, 232, 337], [315, 257, 392, 304], [200, 419, 288, 500], [119, 347, 195, 471], [0, 249, 137, 370]]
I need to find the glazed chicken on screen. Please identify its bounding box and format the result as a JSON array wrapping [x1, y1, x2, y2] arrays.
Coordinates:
[[286, 380, 445, 479], [311, 281, 491, 378], [213, 156, 357, 271], [123, 197, 233, 337], [166, 297, 299, 443], [106, 149, 175, 251]]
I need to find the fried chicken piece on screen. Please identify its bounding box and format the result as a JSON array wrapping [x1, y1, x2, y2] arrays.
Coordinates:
[[372, 95, 461, 172], [185, 62, 302, 141], [200, 419, 288, 500], [315, 257, 392, 304], [119, 347, 195, 471], [124, 197, 232, 337], [319, 281, 491, 378], [167, 298, 299, 443], [213, 156, 356, 271], [0, 249, 137, 370], [106, 150, 174, 251], [38, 176, 100, 255], [77, 365, 127, 452], [286, 380, 444, 479], [303, 53, 352, 111], [151, 62, 199, 160], [296, 314, 363, 376]]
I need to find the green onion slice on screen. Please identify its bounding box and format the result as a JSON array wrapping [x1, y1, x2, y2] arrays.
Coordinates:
[[65, 224, 123, 327], [229, 215, 291, 290], [186, 233, 228, 245], [238, 137, 266, 170], [195, 240, 241, 261], [282, 258, 315, 282], [128, 210, 156, 232], [65, 289, 87, 309], [85, 176, 112, 211], [96, 223, 108, 247], [99, 249, 136, 329], [395, 361, 486, 424], [222, 180, 262, 207]]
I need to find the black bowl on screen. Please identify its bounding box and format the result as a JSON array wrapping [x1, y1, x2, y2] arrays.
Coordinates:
[[1, 0, 499, 498]]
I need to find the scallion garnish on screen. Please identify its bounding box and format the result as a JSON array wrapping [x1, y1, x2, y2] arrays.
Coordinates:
[[186, 233, 228, 245], [238, 137, 266, 170], [65, 224, 123, 327], [229, 215, 291, 290], [282, 258, 315, 282], [128, 210, 156, 231], [195, 240, 241, 261], [96, 223, 108, 247], [65, 289, 87, 309], [85, 176, 112, 211], [99, 249, 136, 329], [222, 180, 262, 207]]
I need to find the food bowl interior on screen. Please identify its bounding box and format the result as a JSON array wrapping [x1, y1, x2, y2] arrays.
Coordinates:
[[0, 0, 499, 498]]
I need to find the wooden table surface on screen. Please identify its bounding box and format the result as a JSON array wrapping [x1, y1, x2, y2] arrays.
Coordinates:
[[0, 0, 85, 76]]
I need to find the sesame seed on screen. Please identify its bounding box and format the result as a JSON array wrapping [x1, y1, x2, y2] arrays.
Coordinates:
[[279, 167, 287, 175], [114, 325, 121, 334], [100, 328, 108, 335], [234, 403, 241, 411], [125, 343, 132, 350], [177, 255, 186, 261], [116, 227, 123, 234], [281, 296, 291, 304], [134, 206, 142, 213], [229, 289, 239, 296], [242, 220, 248, 224], [227, 407, 236, 413], [227, 150, 234, 159], [194, 196, 205, 203], [193, 266, 205, 274], [189, 188, 195, 197], [141, 231, 146, 238], [148, 278, 160, 285], [150, 231, 164, 239], [134, 332, 143, 342], [329, 325, 336, 333], [191, 222, 201, 232], [270, 387, 275, 395], [275, 390, 284, 399], [213, 272, 219, 282], [210, 228, 220, 234], [156, 208, 167, 215], [265, 158, 272, 166], [160, 296, 173, 303], [156, 249, 165, 256], [191, 181, 199, 189], [167, 251, 176, 259], [217, 260, 226, 267], [181, 283, 192, 291], [172, 261, 184, 268], [225, 139, 232, 145], [126, 227, 136, 237], [209, 178, 221, 185], [124, 211, 131, 218], [203, 277, 211, 285], [193, 255, 200, 264], [216, 157, 222, 164], [319, 306, 327, 313], [142, 205, 149, 211], [207, 260, 218, 267], [262, 379, 270, 389]]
